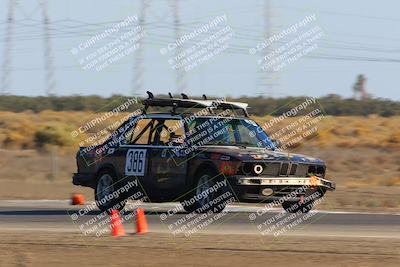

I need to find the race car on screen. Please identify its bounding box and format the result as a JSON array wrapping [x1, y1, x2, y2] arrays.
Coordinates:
[[72, 92, 335, 214]]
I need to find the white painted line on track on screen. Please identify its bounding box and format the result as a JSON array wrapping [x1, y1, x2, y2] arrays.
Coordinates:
[[0, 200, 399, 215]]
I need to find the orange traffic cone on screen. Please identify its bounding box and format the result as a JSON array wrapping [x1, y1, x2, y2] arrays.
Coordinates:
[[71, 194, 85, 205], [136, 208, 148, 234], [111, 210, 125, 237]]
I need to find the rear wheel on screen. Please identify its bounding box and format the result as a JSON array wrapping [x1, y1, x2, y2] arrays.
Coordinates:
[[94, 170, 126, 213], [181, 169, 230, 214]]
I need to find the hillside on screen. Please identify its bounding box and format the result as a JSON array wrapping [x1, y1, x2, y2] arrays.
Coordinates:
[[2, 94, 400, 116]]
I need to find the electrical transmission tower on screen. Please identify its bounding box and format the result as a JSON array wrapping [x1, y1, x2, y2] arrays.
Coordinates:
[[39, 0, 57, 96], [1, 0, 57, 96], [131, 0, 149, 96], [169, 0, 186, 94], [1, 0, 17, 95], [257, 0, 279, 97], [131, 0, 187, 96]]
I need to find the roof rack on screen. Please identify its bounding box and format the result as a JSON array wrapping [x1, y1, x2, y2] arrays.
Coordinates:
[[141, 91, 249, 117]]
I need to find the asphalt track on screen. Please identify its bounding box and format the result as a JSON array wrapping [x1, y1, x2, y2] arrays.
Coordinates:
[[0, 200, 399, 238]]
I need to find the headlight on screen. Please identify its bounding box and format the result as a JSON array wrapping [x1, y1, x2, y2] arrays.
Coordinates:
[[241, 163, 252, 175], [253, 164, 263, 175], [241, 163, 264, 175]]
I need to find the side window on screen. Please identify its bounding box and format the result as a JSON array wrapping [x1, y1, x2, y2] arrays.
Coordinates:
[[225, 123, 236, 143], [187, 120, 197, 131], [159, 120, 185, 146], [127, 119, 153, 145], [236, 123, 256, 144]]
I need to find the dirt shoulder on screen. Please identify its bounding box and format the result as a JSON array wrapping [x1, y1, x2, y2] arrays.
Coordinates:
[[0, 231, 399, 267]]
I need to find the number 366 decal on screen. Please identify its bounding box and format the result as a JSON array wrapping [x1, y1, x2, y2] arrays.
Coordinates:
[[125, 149, 147, 176]]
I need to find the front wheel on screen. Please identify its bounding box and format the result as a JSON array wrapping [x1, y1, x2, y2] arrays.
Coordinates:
[[181, 169, 230, 214], [94, 170, 126, 213]]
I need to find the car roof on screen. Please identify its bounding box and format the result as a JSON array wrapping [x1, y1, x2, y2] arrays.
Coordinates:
[[141, 92, 250, 117]]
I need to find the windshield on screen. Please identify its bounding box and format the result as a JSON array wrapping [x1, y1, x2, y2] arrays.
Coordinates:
[[187, 117, 276, 150]]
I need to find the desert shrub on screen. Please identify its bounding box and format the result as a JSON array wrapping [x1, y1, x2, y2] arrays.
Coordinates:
[[386, 132, 400, 144], [34, 126, 73, 148], [382, 199, 399, 208], [3, 132, 27, 149], [345, 180, 368, 189], [366, 199, 381, 208], [383, 177, 400, 187]]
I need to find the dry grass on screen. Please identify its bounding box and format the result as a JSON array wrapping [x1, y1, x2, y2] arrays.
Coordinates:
[[0, 111, 129, 152], [253, 114, 400, 149], [1, 111, 400, 151]]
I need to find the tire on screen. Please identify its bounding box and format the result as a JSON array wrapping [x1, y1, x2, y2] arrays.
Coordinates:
[[181, 168, 230, 214], [282, 200, 314, 213], [94, 170, 126, 213]]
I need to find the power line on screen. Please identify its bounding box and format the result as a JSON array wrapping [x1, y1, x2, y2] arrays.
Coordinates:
[[275, 5, 400, 23], [2, 1, 400, 97]]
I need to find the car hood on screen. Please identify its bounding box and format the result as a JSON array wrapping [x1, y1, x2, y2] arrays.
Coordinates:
[[199, 146, 325, 164]]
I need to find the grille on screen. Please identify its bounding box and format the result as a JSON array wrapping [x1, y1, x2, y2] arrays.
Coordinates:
[[263, 163, 280, 176], [307, 165, 325, 177], [238, 162, 325, 178], [289, 163, 297, 175], [280, 163, 289, 176]]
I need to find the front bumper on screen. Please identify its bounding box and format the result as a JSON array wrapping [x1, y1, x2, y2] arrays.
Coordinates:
[[228, 176, 335, 202], [72, 173, 95, 188], [237, 176, 335, 190]]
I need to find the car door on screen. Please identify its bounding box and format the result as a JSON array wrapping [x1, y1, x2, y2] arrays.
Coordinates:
[[113, 117, 156, 198], [148, 117, 188, 201]]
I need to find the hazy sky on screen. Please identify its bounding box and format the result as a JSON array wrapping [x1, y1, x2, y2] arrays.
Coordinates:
[[0, 0, 399, 100]]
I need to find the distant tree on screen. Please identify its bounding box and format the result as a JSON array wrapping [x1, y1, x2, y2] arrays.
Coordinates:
[[352, 74, 370, 100], [326, 93, 342, 100]]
